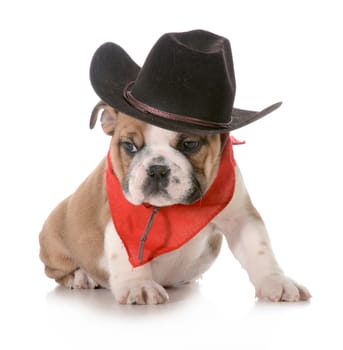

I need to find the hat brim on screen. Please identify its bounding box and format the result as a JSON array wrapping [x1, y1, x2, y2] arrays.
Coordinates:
[[90, 42, 282, 134]]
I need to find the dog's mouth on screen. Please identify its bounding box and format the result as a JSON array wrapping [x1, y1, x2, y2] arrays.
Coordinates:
[[145, 167, 204, 205], [125, 175, 203, 207], [183, 182, 202, 204]]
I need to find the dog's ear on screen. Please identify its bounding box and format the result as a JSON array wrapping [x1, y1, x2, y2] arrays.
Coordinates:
[[90, 101, 119, 135]]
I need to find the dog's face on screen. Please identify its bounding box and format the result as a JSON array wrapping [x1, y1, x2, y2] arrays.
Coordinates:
[[91, 103, 222, 207]]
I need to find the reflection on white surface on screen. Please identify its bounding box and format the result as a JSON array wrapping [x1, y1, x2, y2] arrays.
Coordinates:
[[4, 271, 332, 350]]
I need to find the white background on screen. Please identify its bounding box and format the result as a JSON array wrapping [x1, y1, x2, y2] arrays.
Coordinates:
[[1, 0, 342, 349]]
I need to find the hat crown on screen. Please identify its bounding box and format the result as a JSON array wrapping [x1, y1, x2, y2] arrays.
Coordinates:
[[131, 30, 236, 125], [90, 29, 281, 134]]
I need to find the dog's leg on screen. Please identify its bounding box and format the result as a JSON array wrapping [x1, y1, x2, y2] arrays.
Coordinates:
[[39, 201, 78, 287], [103, 222, 169, 305], [214, 167, 311, 302]]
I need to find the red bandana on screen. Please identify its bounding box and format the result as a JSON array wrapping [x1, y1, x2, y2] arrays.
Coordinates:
[[106, 136, 239, 267]]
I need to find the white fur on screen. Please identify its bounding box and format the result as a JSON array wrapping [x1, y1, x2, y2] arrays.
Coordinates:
[[102, 218, 223, 303], [102, 125, 311, 304], [124, 125, 194, 207], [144, 124, 177, 145], [103, 221, 169, 304], [213, 166, 311, 301]]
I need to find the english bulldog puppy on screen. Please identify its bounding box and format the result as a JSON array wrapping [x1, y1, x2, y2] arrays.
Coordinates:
[[40, 29, 311, 304], [39, 102, 311, 304]]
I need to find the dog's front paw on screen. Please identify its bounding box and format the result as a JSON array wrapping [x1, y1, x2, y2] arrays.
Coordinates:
[[112, 279, 169, 305], [255, 274, 311, 302]]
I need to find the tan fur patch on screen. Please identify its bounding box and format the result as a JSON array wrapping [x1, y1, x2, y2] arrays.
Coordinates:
[[179, 134, 221, 192], [109, 113, 148, 182]]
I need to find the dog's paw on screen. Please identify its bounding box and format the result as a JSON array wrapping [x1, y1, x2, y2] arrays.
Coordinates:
[[255, 274, 311, 302], [112, 279, 169, 305], [66, 269, 99, 289]]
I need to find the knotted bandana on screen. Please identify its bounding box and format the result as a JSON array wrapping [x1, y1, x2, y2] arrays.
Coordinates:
[[106, 136, 239, 267]]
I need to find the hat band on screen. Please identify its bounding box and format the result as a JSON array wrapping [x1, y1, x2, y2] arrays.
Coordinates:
[[123, 81, 231, 129]]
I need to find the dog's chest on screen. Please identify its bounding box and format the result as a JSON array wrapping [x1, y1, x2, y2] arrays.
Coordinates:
[[103, 219, 222, 287]]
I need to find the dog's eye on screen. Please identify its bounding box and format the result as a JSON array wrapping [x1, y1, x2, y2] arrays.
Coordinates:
[[181, 140, 200, 153], [120, 141, 138, 154]]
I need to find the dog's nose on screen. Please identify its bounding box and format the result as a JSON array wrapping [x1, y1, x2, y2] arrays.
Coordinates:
[[145, 165, 171, 195], [147, 165, 170, 179]]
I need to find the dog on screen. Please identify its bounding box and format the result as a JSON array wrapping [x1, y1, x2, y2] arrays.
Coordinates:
[[39, 29, 311, 304], [39, 102, 311, 304]]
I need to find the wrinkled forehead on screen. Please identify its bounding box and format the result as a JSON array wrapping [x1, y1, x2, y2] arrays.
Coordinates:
[[144, 124, 179, 147], [117, 114, 179, 146], [117, 113, 219, 148]]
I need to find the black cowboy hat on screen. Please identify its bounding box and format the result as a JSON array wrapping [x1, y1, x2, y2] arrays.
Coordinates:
[[90, 29, 281, 134]]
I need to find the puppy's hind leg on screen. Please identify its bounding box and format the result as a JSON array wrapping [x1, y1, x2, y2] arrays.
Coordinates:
[[65, 269, 99, 289], [39, 229, 77, 288], [40, 236, 98, 289], [39, 199, 78, 288]]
